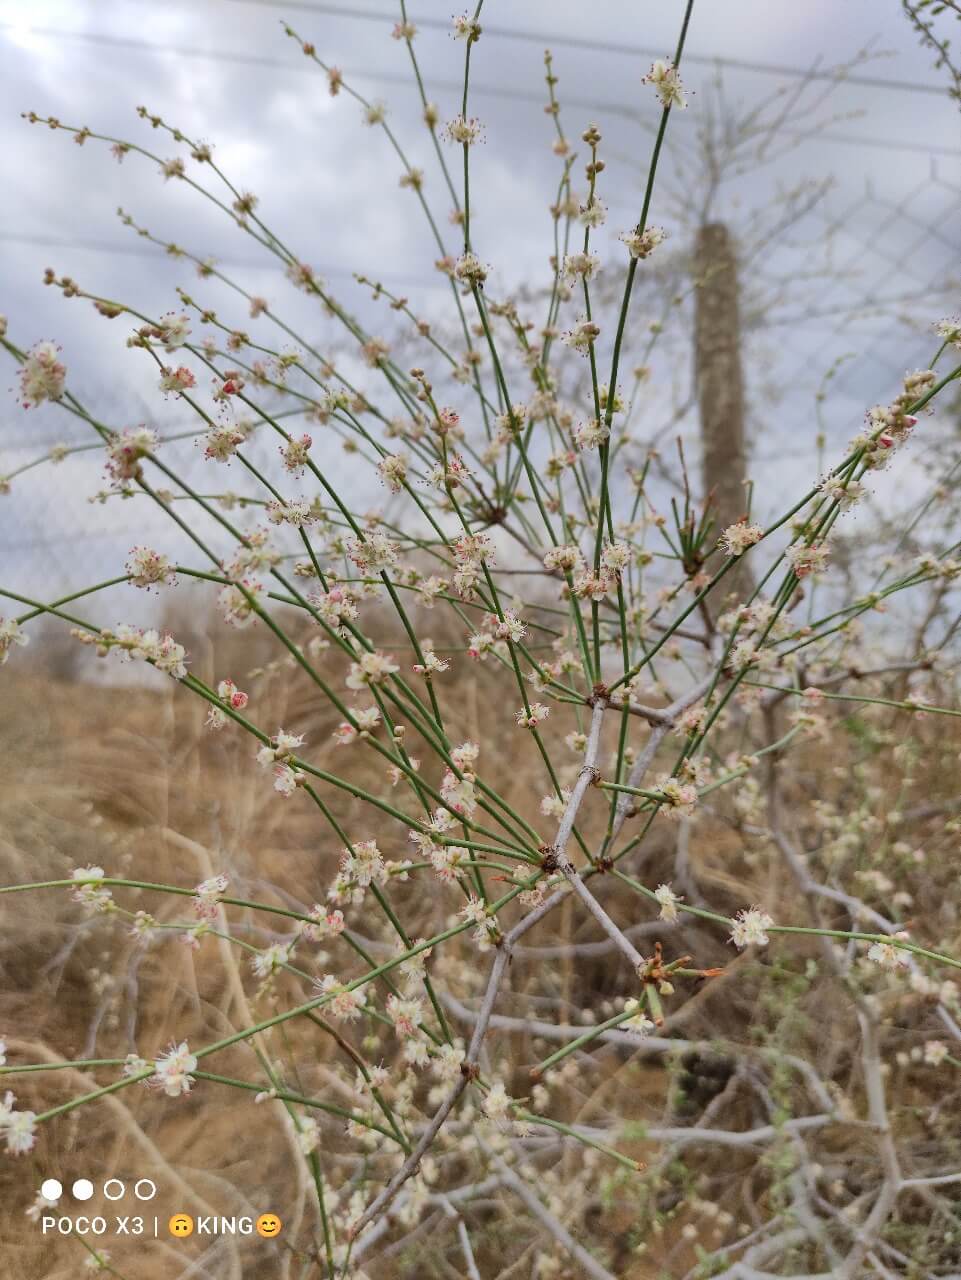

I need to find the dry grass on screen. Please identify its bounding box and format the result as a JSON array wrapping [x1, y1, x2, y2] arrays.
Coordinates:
[[3, 617, 961, 1278]]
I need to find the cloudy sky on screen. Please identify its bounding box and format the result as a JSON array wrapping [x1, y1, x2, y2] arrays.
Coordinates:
[[1, 0, 959, 610]]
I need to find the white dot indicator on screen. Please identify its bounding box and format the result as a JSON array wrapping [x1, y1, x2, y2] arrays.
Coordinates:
[[40, 1179, 62, 1201], [72, 1179, 94, 1201]]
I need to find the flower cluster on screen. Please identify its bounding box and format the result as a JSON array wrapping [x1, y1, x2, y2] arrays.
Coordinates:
[[103, 426, 158, 486], [193, 874, 228, 921], [785, 541, 830, 579], [71, 624, 188, 679], [719, 522, 763, 557], [0, 1092, 37, 1155], [346, 651, 400, 689], [0, 618, 29, 667], [729, 907, 774, 949], [314, 975, 368, 1021], [644, 59, 687, 110], [18, 340, 66, 407], [126, 546, 176, 589], [619, 226, 667, 259], [451, 532, 494, 599], [256, 729, 306, 796], [151, 1041, 197, 1097], [867, 931, 912, 970], [654, 776, 698, 819]]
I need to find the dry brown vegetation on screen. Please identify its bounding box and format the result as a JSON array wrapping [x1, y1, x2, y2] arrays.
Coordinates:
[[3, 606, 961, 1279]]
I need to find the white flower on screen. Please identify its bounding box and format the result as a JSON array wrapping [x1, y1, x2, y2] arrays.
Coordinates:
[[445, 114, 483, 145], [302, 905, 346, 943], [218, 581, 262, 628], [450, 741, 480, 772], [314, 975, 367, 1021], [644, 59, 687, 109], [386, 993, 424, 1039], [719, 522, 763, 557], [483, 1080, 513, 1123], [441, 767, 477, 817], [867, 931, 911, 970], [310, 586, 358, 633], [924, 1040, 949, 1066], [151, 632, 188, 679], [158, 313, 191, 350], [540, 789, 571, 819], [273, 764, 302, 797], [347, 651, 400, 689], [935, 317, 961, 349], [454, 252, 488, 286], [563, 317, 601, 353], [71, 866, 112, 913], [619, 226, 667, 259], [579, 196, 607, 227], [433, 1042, 466, 1081], [25, 1188, 60, 1220], [785, 542, 830, 579], [654, 883, 682, 923], [600, 542, 631, 575], [339, 839, 387, 891], [3, 1107, 37, 1154], [266, 499, 315, 527], [333, 705, 380, 746], [818, 477, 865, 509], [413, 646, 449, 678], [274, 729, 305, 755], [151, 1041, 198, 1097], [18, 341, 66, 407], [378, 452, 409, 493], [349, 531, 400, 573], [459, 897, 497, 950], [574, 418, 610, 451], [105, 426, 158, 483], [251, 943, 291, 979], [97, 624, 188, 680], [205, 678, 248, 732], [730, 640, 759, 672], [280, 433, 311, 473], [729, 906, 774, 949], [430, 844, 467, 882], [623, 998, 655, 1035], [298, 1117, 320, 1155], [122, 1053, 150, 1079], [452, 13, 481, 40], [126, 546, 176, 589], [543, 545, 585, 574], [204, 422, 247, 461], [0, 618, 29, 666], [158, 365, 196, 395], [193, 874, 228, 921], [516, 702, 550, 728], [562, 251, 600, 281], [654, 776, 698, 818]]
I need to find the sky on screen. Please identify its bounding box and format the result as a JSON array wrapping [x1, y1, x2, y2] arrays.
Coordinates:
[[1, 0, 959, 616]]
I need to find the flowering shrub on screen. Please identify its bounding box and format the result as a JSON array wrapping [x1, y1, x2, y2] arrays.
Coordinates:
[[3, 5, 961, 1277]]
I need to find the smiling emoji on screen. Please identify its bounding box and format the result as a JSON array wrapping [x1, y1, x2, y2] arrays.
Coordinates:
[[168, 1213, 194, 1238], [256, 1213, 282, 1239]]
